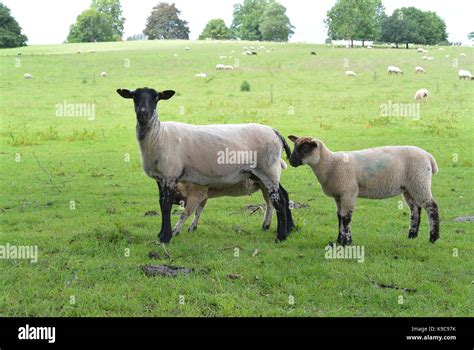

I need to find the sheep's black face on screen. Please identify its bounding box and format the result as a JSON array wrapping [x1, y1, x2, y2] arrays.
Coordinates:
[[116, 87, 176, 124], [288, 135, 318, 167]]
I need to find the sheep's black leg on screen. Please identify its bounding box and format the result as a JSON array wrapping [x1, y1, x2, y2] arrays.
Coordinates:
[[425, 199, 440, 243], [157, 181, 176, 244], [406, 201, 421, 239], [336, 212, 343, 244], [269, 187, 288, 242], [339, 211, 353, 246], [279, 184, 295, 233]]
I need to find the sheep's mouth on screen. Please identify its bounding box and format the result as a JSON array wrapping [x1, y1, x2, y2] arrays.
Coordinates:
[[289, 158, 302, 167], [136, 113, 151, 124]]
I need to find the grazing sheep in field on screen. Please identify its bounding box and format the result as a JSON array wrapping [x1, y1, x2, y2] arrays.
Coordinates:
[[388, 66, 403, 75], [185, 47, 190, 51], [101, 72, 108, 77], [458, 69, 473, 80], [460, 53, 466, 57], [219, 55, 227, 59], [288, 135, 440, 245], [195, 72, 207, 78], [427, 56, 434, 61], [421, 56, 428, 60], [172, 177, 276, 236], [345, 70, 357, 77], [415, 66, 426, 74], [223, 65, 234, 70], [24, 73, 33, 79], [414, 88, 429, 100], [116, 87, 295, 243], [216, 64, 225, 70]]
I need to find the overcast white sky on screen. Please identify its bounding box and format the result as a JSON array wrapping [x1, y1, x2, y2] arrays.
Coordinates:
[[3, 0, 473, 45]]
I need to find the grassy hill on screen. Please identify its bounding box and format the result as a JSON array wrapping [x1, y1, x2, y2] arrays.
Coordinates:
[[0, 40, 472, 316]]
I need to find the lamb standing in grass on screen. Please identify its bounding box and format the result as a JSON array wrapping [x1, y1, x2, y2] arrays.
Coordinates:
[[388, 66, 403, 75], [458, 70, 473, 80], [414, 88, 429, 100], [345, 70, 356, 77], [24, 73, 33, 79], [288, 136, 440, 246], [172, 179, 275, 236], [415, 66, 426, 74]]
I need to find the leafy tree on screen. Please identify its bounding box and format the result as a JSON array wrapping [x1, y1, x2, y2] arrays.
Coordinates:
[[91, 0, 125, 40], [325, 0, 384, 47], [231, 0, 294, 42], [381, 7, 448, 48], [67, 8, 114, 43], [0, 3, 28, 48], [469, 32, 474, 40], [381, 9, 422, 48], [356, 0, 386, 44], [231, 0, 267, 40], [259, 2, 294, 42], [144, 3, 190, 40], [199, 19, 231, 40]]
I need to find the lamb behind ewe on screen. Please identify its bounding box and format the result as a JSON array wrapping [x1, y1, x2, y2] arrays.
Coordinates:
[[172, 178, 276, 236], [288, 136, 439, 246]]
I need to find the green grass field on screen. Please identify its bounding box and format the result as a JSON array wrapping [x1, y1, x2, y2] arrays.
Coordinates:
[[0, 40, 472, 316]]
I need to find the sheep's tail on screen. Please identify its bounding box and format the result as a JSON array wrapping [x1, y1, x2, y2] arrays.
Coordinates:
[[428, 153, 439, 175], [273, 129, 291, 159]]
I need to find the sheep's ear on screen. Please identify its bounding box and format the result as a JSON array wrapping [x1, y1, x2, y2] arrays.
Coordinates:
[[288, 135, 299, 143], [117, 89, 134, 99], [158, 90, 176, 100]]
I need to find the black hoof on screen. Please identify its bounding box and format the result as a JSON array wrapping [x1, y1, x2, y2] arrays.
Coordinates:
[[408, 230, 418, 239], [159, 231, 172, 244], [262, 223, 270, 231], [429, 235, 439, 243], [339, 236, 352, 246]]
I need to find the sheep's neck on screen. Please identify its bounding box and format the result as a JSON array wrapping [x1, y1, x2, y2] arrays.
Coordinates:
[[310, 144, 334, 188]]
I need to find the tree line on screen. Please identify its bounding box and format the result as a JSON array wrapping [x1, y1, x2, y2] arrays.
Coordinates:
[[325, 0, 449, 48], [1, 0, 472, 48], [65, 0, 294, 43]]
